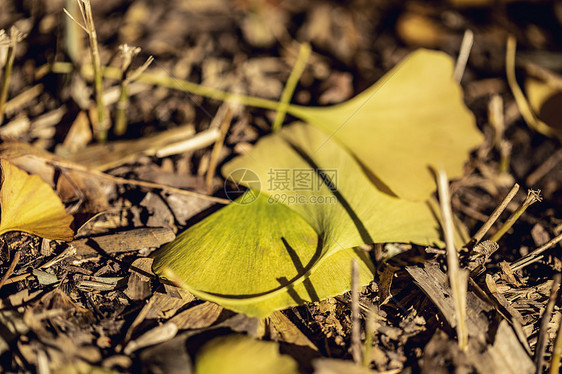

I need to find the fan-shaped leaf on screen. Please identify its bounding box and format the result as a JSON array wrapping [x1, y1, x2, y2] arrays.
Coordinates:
[[153, 123, 446, 318], [0, 159, 73, 240], [223, 123, 444, 251], [152, 50, 479, 317], [152, 191, 375, 318], [287, 49, 482, 200]]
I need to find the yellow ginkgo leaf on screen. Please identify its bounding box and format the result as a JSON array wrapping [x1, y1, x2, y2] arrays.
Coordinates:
[[223, 123, 444, 251], [0, 159, 74, 240], [525, 77, 562, 139], [153, 123, 444, 318], [195, 335, 299, 374], [506, 36, 562, 139], [287, 49, 482, 201]]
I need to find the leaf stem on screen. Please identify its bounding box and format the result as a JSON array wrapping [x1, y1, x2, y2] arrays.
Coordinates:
[[50, 61, 283, 113]]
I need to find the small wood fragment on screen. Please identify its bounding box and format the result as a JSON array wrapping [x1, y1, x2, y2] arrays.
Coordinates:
[[125, 258, 154, 301], [268, 311, 317, 350], [123, 322, 178, 355], [169, 301, 223, 330], [483, 320, 535, 374], [155, 128, 220, 158], [76, 275, 124, 291], [71, 227, 175, 256], [550, 307, 562, 373], [526, 148, 562, 186], [468, 240, 499, 276], [499, 261, 522, 287], [406, 262, 491, 340], [64, 124, 196, 170], [205, 105, 233, 193], [313, 358, 383, 374], [60, 111, 92, 153], [3, 84, 44, 115], [484, 274, 525, 325], [0, 250, 20, 290]]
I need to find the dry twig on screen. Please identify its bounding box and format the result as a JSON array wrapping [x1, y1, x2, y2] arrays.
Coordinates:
[[453, 29, 474, 83], [535, 273, 561, 374], [465, 183, 519, 250], [0, 26, 26, 124], [490, 189, 542, 242], [526, 149, 562, 186], [510, 232, 562, 271], [435, 168, 468, 351], [64, 0, 107, 141], [351, 259, 362, 364]]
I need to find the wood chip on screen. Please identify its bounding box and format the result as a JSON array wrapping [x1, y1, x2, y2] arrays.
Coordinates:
[[406, 262, 491, 340], [71, 227, 175, 256], [123, 322, 179, 355], [169, 302, 223, 330], [474, 320, 535, 374], [124, 258, 154, 301], [268, 311, 317, 350], [484, 274, 525, 325], [64, 124, 196, 170]]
